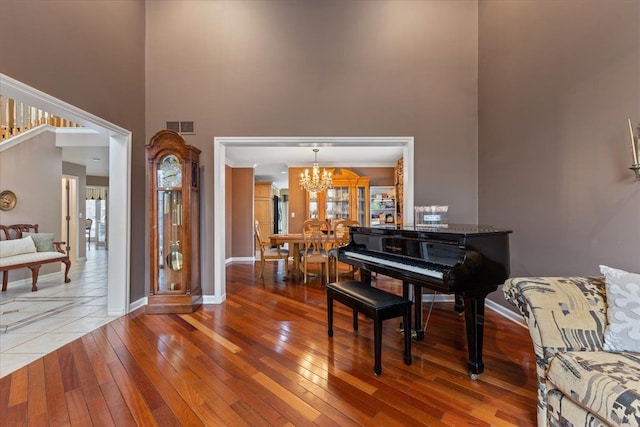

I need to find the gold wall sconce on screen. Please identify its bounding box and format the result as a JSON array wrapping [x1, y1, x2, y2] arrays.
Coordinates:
[[628, 119, 640, 179]]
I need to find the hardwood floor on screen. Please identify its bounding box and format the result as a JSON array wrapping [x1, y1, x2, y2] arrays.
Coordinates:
[[0, 261, 538, 426]]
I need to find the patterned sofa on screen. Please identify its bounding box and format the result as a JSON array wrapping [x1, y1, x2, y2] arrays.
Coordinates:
[[503, 276, 640, 427]]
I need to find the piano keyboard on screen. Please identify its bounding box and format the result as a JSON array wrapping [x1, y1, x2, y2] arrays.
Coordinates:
[[343, 251, 444, 280]]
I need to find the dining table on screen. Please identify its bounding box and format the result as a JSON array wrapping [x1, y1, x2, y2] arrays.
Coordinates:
[[269, 233, 306, 280], [270, 231, 344, 281]]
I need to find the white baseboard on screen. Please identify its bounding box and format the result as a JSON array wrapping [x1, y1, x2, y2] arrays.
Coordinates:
[[124, 294, 526, 326], [417, 292, 526, 327], [119, 272, 526, 326], [225, 257, 254, 264], [203, 294, 226, 304], [128, 296, 147, 313], [419, 293, 454, 303], [486, 299, 526, 327]]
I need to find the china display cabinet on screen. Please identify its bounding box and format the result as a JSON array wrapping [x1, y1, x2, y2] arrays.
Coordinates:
[[146, 129, 202, 314], [370, 186, 396, 226], [305, 169, 369, 225]]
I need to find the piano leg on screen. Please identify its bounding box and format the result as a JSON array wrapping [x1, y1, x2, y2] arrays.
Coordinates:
[[454, 294, 464, 314], [360, 269, 372, 285], [463, 295, 487, 380], [408, 281, 425, 341]]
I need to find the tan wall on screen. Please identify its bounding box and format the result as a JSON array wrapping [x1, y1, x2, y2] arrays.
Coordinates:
[[2, 1, 478, 300], [479, 1, 640, 308], [0, 0, 147, 301], [225, 165, 233, 258], [288, 168, 307, 233], [0, 133, 63, 281], [4, 1, 635, 314], [349, 167, 395, 187], [87, 176, 109, 187], [231, 168, 255, 258], [146, 1, 480, 294]]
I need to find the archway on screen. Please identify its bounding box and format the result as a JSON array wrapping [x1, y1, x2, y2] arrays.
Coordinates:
[[211, 136, 414, 303], [0, 74, 131, 316]]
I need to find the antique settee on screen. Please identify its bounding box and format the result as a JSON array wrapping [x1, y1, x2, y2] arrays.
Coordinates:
[[503, 268, 640, 427], [0, 224, 71, 291]]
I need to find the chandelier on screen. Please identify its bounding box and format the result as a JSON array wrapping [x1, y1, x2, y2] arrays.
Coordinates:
[[299, 148, 332, 193]]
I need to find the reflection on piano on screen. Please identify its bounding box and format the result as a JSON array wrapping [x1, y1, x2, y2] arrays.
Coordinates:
[[337, 224, 512, 378]]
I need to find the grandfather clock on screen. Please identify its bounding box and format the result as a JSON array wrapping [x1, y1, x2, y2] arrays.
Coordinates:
[[146, 129, 202, 314]]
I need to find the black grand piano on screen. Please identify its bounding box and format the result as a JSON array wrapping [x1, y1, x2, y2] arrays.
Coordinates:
[[337, 224, 512, 378]]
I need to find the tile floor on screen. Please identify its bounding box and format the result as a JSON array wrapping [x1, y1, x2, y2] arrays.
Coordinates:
[[0, 245, 119, 377]]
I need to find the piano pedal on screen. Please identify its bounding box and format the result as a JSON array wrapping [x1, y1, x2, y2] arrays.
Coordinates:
[[395, 326, 422, 341]]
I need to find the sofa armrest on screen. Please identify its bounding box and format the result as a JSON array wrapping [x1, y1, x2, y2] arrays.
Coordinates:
[[53, 241, 67, 254], [503, 276, 607, 367], [503, 276, 607, 426]]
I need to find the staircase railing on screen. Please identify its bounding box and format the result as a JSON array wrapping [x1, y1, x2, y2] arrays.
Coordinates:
[[1, 94, 81, 142]]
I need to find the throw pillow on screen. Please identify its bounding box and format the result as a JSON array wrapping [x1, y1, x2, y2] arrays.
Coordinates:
[[599, 265, 640, 353], [23, 232, 55, 252], [0, 236, 38, 257]]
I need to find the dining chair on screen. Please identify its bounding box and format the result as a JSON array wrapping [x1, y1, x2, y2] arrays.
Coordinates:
[[255, 220, 289, 278], [301, 218, 330, 284], [328, 219, 359, 281]]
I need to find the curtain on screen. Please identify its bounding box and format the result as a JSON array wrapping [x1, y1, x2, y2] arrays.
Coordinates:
[[86, 187, 107, 200]]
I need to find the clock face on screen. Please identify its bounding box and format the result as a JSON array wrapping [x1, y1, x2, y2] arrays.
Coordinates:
[[158, 155, 182, 187]]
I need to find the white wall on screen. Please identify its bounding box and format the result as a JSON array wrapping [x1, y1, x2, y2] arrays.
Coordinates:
[[0, 132, 64, 281]]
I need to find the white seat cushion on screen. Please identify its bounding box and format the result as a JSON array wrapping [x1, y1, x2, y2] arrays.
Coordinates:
[[0, 251, 66, 268]]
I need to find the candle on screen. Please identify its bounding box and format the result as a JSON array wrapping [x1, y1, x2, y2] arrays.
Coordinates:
[[629, 118, 639, 165], [637, 123, 640, 165]]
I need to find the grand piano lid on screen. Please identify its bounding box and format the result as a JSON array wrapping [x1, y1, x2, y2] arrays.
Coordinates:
[[359, 224, 513, 237]]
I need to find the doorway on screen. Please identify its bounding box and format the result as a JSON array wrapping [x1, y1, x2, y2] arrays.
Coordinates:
[[1, 74, 131, 316], [61, 177, 78, 262], [86, 190, 108, 249], [212, 136, 415, 304]]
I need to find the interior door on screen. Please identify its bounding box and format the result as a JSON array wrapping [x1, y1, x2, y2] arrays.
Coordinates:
[[61, 176, 79, 261]]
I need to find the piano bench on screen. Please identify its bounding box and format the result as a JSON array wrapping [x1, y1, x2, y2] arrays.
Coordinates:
[[326, 280, 412, 375]]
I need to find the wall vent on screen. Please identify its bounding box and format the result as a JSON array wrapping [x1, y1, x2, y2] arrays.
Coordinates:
[[166, 121, 195, 134]]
